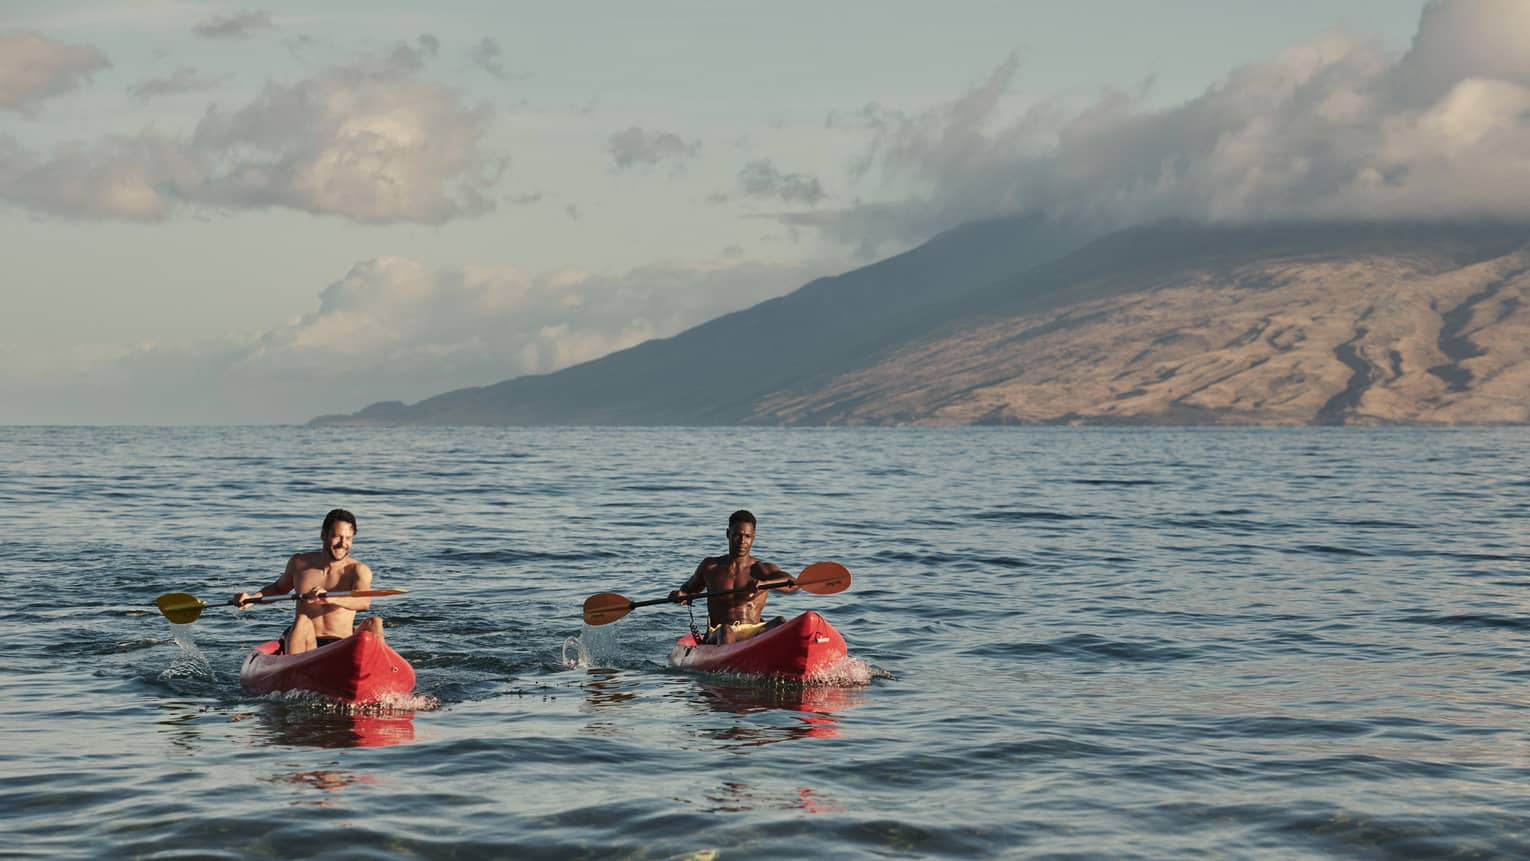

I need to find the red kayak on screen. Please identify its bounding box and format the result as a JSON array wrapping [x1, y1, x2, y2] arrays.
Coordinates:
[[239, 630, 415, 704], [669, 611, 847, 680]]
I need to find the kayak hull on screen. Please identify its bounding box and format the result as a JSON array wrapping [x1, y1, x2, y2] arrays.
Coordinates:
[[239, 630, 415, 704], [669, 611, 847, 680]]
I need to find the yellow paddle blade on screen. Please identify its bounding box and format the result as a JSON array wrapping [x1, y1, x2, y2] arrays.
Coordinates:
[[583, 592, 635, 626], [155, 592, 208, 624], [797, 562, 852, 594]]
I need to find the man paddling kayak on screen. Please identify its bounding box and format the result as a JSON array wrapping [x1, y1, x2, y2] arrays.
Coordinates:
[[668, 510, 800, 644], [232, 508, 387, 655]]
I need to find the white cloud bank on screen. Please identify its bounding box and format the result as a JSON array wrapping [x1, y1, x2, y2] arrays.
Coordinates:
[[0, 42, 501, 223], [0, 256, 831, 424], [808, 0, 1530, 252], [0, 30, 110, 114]]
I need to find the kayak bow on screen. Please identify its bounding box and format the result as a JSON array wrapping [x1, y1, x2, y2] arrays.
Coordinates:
[[669, 611, 847, 681], [239, 630, 415, 704]]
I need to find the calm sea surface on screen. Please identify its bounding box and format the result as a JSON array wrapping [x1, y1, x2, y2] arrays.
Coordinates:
[[3, 426, 1529, 859]]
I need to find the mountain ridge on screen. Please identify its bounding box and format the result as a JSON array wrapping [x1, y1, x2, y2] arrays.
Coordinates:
[[311, 217, 1530, 427]]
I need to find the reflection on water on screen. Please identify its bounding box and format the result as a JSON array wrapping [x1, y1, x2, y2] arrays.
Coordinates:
[[261, 769, 377, 807], [580, 666, 640, 708], [249, 703, 416, 749], [576, 668, 869, 746], [695, 781, 849, 814], [692, 679, 867, 715], [578, 667, 643, 739], [797, 787, 847, 815], [155, 701, 211, 755], [700, 720, 833, 747], [688, 680, 867, 745]]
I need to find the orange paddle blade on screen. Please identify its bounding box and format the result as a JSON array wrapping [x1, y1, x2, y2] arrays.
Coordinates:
[[583, 592, 635, 626], [796, 562, 852, 594]]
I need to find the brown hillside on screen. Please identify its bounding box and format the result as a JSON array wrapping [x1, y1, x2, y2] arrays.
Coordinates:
[[754, 245, 1530, 425]]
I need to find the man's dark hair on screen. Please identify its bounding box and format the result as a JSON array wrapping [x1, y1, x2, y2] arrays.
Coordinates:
[[728, 509, 756, 530], [322, 508, 357, 536]]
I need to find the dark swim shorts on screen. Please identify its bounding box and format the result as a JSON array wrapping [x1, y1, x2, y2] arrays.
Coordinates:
[[277, 626, 345, 655]]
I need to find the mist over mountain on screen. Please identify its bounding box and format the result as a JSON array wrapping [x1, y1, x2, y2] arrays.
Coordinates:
[[311, 217, 1530, 426]]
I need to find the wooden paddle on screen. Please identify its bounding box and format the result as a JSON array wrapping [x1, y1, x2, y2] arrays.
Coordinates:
[[154, 589, 410, 624], [582, 561, 851, 626]]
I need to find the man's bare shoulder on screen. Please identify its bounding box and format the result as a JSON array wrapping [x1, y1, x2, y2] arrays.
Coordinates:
[[333, 558, 369, 587]]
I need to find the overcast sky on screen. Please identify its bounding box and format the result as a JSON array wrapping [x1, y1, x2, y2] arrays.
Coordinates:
[[7, 0, 1526, 424]]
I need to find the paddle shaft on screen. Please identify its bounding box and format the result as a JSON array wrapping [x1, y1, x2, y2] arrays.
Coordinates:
[[629, 578, 795, 611], [157, 587, 409, 624], [231, 589, 401, 607]]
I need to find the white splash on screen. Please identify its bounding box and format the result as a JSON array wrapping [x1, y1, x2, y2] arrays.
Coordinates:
[[157, 624, 216, 682]]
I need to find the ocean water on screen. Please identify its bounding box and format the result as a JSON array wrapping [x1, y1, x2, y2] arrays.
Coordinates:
[[3, 425, 1529, 859]]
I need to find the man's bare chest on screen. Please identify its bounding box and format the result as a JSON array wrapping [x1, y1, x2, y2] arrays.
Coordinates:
[[705, 563, 759, 592], [294, 566, 353, 590]]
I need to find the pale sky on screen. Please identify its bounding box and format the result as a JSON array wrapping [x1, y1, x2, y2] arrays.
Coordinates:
[[8, 0, 1527, 424]]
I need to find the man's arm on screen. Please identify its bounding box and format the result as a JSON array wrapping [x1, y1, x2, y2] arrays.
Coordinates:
[[669, 560, 709, 603], [232, 557, 297, 608], [309, 563, 374, 611], [751, 561, 798, 593]]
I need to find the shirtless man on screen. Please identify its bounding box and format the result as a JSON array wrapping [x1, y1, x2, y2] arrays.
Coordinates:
[[232, 509, 385, 655], [668, 510, 799, 644]]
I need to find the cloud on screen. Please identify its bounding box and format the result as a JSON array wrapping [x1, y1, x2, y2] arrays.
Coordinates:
[[128, 66, 226, 100], [0, 255, 834, 424], [607, 126, 700, 169], [470, 37, 508, 79], [0, 133, 196, 220], [0, 31, 111, 115], [737, 159, 826, 206], [1392, 0, 1530, 108], [813, 0, 1530, 254], [191, 10, 275, 39], [0, 43, 503, 223]]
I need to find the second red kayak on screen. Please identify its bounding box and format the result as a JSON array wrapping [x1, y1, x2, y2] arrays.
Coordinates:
[[239, 630, 415, 704], [669, 611, 847, 680]]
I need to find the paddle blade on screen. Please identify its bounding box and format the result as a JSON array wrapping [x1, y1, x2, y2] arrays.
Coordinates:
[[348, 588, 409, 598], [155, 592, 208, 624], [583, 592, 635, 626], [796, 562, 852, 594]]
